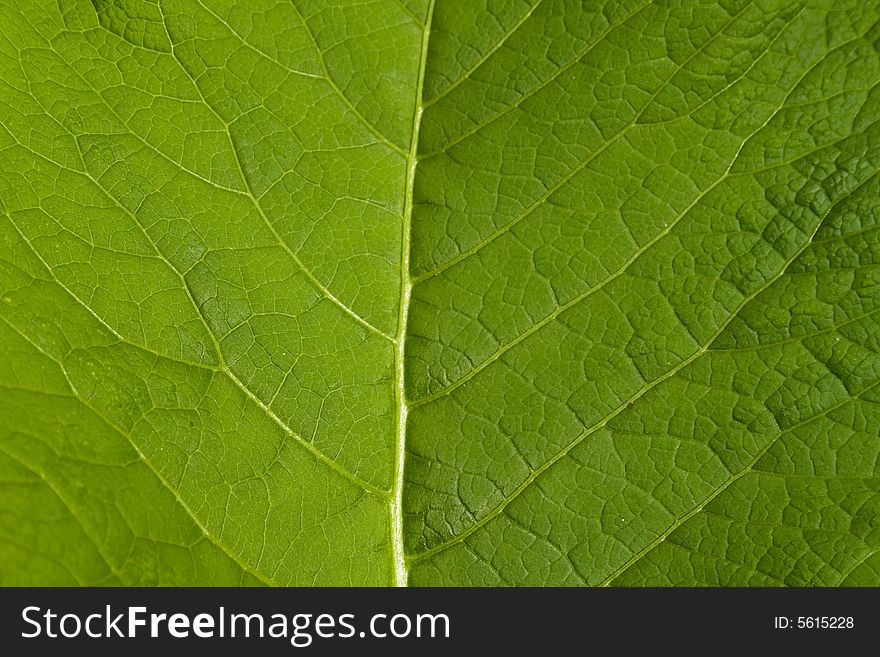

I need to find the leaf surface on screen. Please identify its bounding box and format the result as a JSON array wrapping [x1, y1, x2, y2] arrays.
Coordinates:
[[1, 0, 878, 586]]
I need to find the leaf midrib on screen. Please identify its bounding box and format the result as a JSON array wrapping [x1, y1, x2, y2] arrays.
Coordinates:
[[391, 0, 436, 588]]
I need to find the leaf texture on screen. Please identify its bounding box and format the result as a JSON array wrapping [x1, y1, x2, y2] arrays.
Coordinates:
[[0, 0, 879, 586]]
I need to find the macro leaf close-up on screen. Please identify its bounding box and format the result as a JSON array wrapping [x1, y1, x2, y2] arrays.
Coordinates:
[[1, 0, 879, 587]]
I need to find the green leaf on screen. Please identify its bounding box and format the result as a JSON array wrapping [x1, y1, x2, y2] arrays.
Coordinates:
[[1, 0, 878, 586]]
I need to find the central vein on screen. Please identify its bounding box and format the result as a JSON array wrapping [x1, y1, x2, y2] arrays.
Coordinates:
[[391, 0, 436, 588]]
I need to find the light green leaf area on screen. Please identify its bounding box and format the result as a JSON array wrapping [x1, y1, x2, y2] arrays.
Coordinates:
[[0, 0, 878, 586]]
